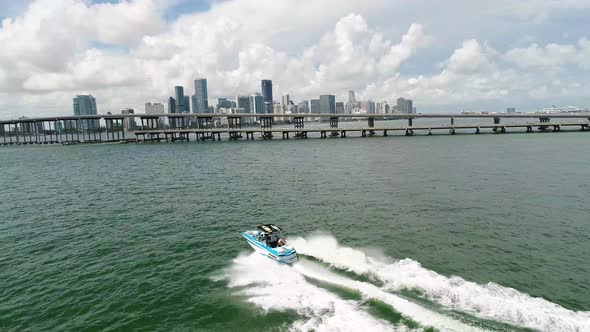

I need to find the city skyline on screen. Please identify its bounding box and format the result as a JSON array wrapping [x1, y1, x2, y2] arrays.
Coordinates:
[[1, 1, 590, 119], [163, 77, 416, 117]]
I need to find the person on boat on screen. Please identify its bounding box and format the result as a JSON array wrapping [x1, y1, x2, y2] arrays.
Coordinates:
[[266, 233, 279, 248], [277, 239, 286, 247]]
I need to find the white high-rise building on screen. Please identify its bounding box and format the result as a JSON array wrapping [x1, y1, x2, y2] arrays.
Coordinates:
[[145, 102, 165, 126], [348, 90, 356, 103], [145, 102, 165, 114], [376, 101, 389, 114], [281, 94, 290, 106], [281, 94, 290, 114], [345, 90, 357, 114], [397, 97, 414, 114], [360, 100, 376, 114]]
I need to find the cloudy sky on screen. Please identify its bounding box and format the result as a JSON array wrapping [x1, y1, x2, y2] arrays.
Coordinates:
[[1, 0, 589, 119]]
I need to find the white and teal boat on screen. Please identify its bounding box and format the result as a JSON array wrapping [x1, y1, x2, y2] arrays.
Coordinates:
[[242, 224, 298, 264]]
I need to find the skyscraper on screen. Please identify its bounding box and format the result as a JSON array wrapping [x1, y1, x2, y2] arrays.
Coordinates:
[[237, 96, 250, 113], [376, 101, 389, 114], [249, 93, 265, 115], [184, 95, 191, 126], [193, 78, 209, 113], [217, 98, 232, 109], [346, 90, 357, 114], [336, 102, 345, 113], [348, 90, 356, 103], [174, 86, 185, 114], [298, 100, 309, 113], [281, 94, 290, 106], [121, 108, 136, 130], [168, 97, 176, 128], [261, 79, 273, 113], [363, 100, 376, 114], [184, 96, 191, 113], [145, 102, 164, 114], [310, 99, 320, 113], [73, 95, 98, 129], [145, 102, 165, 127], [397, 97, 413, 114], [281, 94, 290, 113], [319, 95, 336, 114]]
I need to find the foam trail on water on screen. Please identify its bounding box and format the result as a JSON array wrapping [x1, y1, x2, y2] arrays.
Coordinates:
[[293, 259, 481, 331], [291, 235, 590, 332], [224, 252, 406, 332]]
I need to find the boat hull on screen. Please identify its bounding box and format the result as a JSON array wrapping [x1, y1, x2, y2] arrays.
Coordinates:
[[242, 231, 298, 264]]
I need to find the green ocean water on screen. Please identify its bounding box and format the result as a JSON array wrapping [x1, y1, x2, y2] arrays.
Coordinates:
[[1, 133, 589, 331]]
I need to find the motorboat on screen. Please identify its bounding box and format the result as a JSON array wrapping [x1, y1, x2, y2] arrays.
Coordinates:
[[242, 224, 298, 264]]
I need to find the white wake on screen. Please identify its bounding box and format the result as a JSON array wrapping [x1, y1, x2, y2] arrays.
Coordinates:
[[223, 250, 481, 331], [291, 235, 590, 332], [224, 253, 405, 332]]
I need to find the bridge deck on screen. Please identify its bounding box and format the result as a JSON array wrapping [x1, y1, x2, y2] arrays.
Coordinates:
[[132, 122, 588, 135], [2, 113, 590, 124]]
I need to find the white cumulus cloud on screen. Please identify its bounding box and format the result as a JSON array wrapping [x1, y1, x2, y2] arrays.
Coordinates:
[[1, 0, 590, 118]]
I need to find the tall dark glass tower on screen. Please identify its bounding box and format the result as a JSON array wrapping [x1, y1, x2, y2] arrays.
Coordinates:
[[320, 95, 336, 114], [168, 96, 176, 128], [194, 78, 209, 113], [261, 79, 273, 113], [174, 86, 185, 114]]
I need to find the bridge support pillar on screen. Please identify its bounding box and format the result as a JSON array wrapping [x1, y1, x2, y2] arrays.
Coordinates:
[[408, 118, 413, 126], [260, 117, 273, 139], [294, 117, 304, 129], [553, 125, 560, 132], [260, 117, 272, 128], [228, 117, 242, 129], [492, 117, 501, 133], [450, 128, 456, 135], [293, 116, 305, 138], [14, 123, 20, 144], [475, 127, 480, 134], [428, 129, 432, 135], [228, 117, 243, 140], [383, 130, 388, 136], [450, 118, 454, 126], [329, 117, 340, 136], [329, 117, 339, 128], [106, 119, 113, 142], [75, 121, 81, 142], [405, 129, 414, 136], [340, 130, 347, 137], [368, 117, 375, 128], [198, 117, 212, 129]]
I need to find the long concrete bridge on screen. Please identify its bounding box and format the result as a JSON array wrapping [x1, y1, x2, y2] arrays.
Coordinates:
[[1, 113, 589, 145]]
